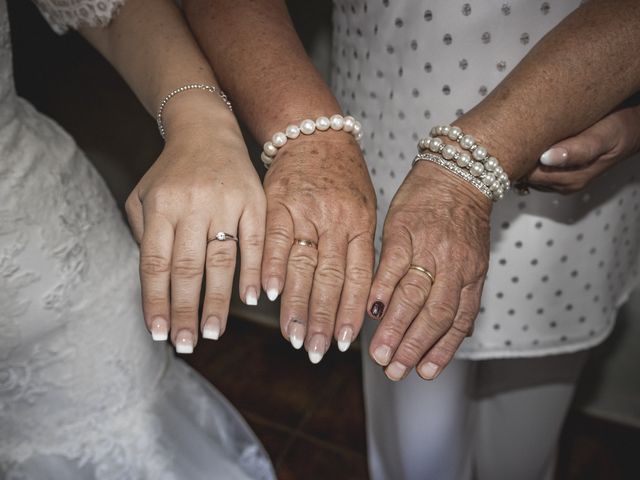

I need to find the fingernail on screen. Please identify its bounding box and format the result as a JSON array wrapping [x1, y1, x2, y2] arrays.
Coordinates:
[[202, 317, 220, 340], [540, 147, 568, 166], [288, 320, 305, 350], [151, 317, 168, 341], [245, 287, 259, 306], [419, 361, 440, 380], [266, 278, 280, 302], [175, 330, 194, 354], [337, 326, 354, 352], [386, 361, 408, 381], [308, 333, 327, 364], [371, 301, 385, 318], [372, 345, 392, 366]]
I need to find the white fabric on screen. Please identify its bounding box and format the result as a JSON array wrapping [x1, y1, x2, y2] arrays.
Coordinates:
[[0, 2, 275, 478], [32, 0, 125, 34], [332, 0, 640, 359], [362, 320, 588, 480]]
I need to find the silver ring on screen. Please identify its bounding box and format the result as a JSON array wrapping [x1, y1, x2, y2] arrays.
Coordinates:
[[409, 265, 435, 284], [295, 239, 318, 249], [208, 231, 238, 243]]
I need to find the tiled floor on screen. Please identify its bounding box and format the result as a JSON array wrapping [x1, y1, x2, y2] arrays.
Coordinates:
[[187, 317, 640, 480]]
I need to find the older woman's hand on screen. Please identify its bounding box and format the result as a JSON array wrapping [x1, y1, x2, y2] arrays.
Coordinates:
[[263, 133, 376, 363], [527, 105, 640, 193], [367, 161, 492, 381]]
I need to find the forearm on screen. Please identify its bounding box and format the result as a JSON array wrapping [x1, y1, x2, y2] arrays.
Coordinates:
[[183, 0, 342, 144], [454, 0, 640, 180], [80, 0, 234, 136]]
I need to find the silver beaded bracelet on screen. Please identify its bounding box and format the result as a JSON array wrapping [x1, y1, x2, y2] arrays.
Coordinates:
[[261, 114, 363, 169], [156, 83, 232, 140], [416, 125, 510, 201]]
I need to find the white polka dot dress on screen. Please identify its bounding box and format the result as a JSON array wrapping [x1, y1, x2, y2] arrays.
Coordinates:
[[331, 0, 640, 359]]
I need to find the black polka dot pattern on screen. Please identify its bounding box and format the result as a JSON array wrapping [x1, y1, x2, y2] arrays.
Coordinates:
[[331, 0, 640, 359]]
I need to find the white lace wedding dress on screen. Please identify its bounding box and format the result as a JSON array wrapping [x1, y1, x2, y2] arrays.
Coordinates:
[[0, 1, 275, 478]]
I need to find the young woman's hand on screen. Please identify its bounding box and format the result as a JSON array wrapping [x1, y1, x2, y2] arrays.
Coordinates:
[[125, 97, 265, 353]]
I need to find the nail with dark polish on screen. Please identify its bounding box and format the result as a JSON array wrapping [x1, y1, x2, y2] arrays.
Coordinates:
[[371, 301, 385, 318]]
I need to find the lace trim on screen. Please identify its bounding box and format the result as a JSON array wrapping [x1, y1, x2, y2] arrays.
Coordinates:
[[32, 0, 126, 34]]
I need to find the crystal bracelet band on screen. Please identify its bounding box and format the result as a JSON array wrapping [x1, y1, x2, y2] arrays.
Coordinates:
[[417, 136, 507, 200], [156, 84, 232, 140], [261, 114, 363, 169], [413, 152, 494, 200], [427, 124, 510, 192]]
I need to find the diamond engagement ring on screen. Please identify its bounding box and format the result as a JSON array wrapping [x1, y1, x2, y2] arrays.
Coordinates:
[[208, 232, 238, 243]]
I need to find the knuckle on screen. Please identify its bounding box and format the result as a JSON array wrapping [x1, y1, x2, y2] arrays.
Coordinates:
[[205, 290, 229, 307], [173, 256, 204, 278], [425, 300, 457, 326], [140, 254, 171, 276], [172, 302, 199, 318], [346, 263, 373, 284], [309, 308, 336, 328], [395, 339, 426, 365], [289, 252, 318, 271], [206, 248, 235, 270], [242, 232, 264, 249], [266, 223, 292, 245], [397, 281, 428, 310], [315, 263, 345, 286]]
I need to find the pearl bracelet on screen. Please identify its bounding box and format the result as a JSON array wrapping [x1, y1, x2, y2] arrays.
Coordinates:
[[416, 125, 510, 201], [156, 84, 232, 140], [413, 152, 494, 200], [261, 114, 363, 169]]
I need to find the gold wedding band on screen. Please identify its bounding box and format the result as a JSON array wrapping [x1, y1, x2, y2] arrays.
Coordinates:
[[295, 239, 318, 249], [409, 265, 435, 284], [208, 231, 239, 243]]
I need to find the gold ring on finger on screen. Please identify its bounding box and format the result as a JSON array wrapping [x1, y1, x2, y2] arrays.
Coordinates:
[[208, 231, 239, 243], [409, 264, 435, 284], [295, 239, 317, 249]]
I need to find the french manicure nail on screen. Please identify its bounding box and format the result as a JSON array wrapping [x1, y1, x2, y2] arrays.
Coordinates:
[[371, 301, 385, 318], [372, 345, 392, 366], [420, 361, 440, 380], [337, 326, 354, 352], [151, 317, 168, 341], [308, 333, 327, 364], [540, 147, 568, 166], [266, 278, 280, 302], [175, 330, 194, 354], [287, 320, 305, 350], [386, 361, 408, 381], [202, 317, 220, 340], [245, 287, 259, 306]]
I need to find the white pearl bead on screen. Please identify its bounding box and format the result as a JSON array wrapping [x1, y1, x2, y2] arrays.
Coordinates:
[[352, 121, 362, 135], [430, 126, 438, 137], [272, 132, 287, 148], [484, 157, 498, 171], [418, 138, 430, 151], [261, 152, 273, 166], [456, 152, 471, 167], [483, 174, 496, 186], [496, 186, 505, 196], [441, 125, 451, 136], [315, 116, 331, 131], [343, 116, 356, 132], [494, 165, 504, 176], [490, 180, 501, 191], [448, 126, 462, 140], [429, 137, 443, 152], [300, 119, 316, 135], [460, 134, 475, 150], [263, 141, 278, 157], [472, 145, 488, 161], [442, 144, 457, 160], [285, 124, 300, 139], [355, 131, 363, 141], [330, 114, 345, 130], [498, 172, 509, 184], [470, 162, 484, 177]]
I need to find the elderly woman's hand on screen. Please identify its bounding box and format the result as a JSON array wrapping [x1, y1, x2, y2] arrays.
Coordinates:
[[367, 161, 492, 381], [263, 133, 376, 362], [527, 105, 640, 193]]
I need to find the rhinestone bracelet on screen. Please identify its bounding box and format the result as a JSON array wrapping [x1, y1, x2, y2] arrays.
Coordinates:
[[413, 152, 494, 200], [261, 114, 363, 169], [156, 83, 232, 140]]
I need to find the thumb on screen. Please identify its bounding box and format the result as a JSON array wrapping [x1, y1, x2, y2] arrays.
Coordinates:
[[539, 123, 613, 168]]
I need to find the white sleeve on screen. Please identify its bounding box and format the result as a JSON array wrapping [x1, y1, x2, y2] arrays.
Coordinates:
[[32, 0, 126, 34]]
